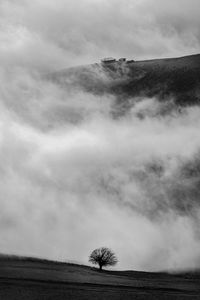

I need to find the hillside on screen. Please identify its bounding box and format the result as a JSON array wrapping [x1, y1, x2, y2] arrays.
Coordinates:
[[0, 256, 200, 299], [49, 54, 200, 111]]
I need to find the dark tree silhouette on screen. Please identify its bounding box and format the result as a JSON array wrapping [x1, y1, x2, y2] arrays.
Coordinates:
[[89, 247, 118, 270]]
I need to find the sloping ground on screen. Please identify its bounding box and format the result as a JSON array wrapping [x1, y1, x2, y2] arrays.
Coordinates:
[[49, 54, 200, 109], [0, 256, 200, 299]]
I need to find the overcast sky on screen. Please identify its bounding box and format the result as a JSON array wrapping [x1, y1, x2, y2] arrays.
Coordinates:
[[0, 0, 200, 271], [0, 0, 200, 70]]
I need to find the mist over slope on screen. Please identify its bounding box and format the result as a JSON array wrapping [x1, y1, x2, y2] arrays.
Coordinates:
[[48, 54, 200, 219], [0, 54, 200, 272]]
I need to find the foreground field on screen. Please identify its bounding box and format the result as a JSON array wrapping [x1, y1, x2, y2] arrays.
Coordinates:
[[0, 256, 200, 299]]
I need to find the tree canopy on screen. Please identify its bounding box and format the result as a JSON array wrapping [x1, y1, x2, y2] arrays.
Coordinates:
[[89, 247, 118, 270]]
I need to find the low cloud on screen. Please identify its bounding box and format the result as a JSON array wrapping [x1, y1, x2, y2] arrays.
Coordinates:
[[0, 67, 200, 270]]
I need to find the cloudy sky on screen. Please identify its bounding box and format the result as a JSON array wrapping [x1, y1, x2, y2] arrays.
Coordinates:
[[0, 0, 200, 70], [0, 0, 200, 271]]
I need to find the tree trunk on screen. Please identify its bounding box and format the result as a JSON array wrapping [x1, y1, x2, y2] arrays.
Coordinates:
[[99, 264, 102, 271]]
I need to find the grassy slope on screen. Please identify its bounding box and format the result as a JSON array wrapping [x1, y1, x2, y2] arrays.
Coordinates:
[[0, 256, 200, 299], [49, 54, 200, 108]]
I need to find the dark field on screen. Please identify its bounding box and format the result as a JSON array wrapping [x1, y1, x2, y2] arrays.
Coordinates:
[[0, 256, 200, 299]]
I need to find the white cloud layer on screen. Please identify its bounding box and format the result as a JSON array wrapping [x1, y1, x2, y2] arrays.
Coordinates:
[[0, 68, 200, 270]]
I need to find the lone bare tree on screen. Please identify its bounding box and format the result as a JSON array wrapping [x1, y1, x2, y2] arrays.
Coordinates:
[[89, 247, 118, 270]]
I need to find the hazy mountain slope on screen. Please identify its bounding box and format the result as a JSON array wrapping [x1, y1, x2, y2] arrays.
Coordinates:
[[0, 256, 200, 300], [49, 54, 200, 108], [45, 53, 200, 218]]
